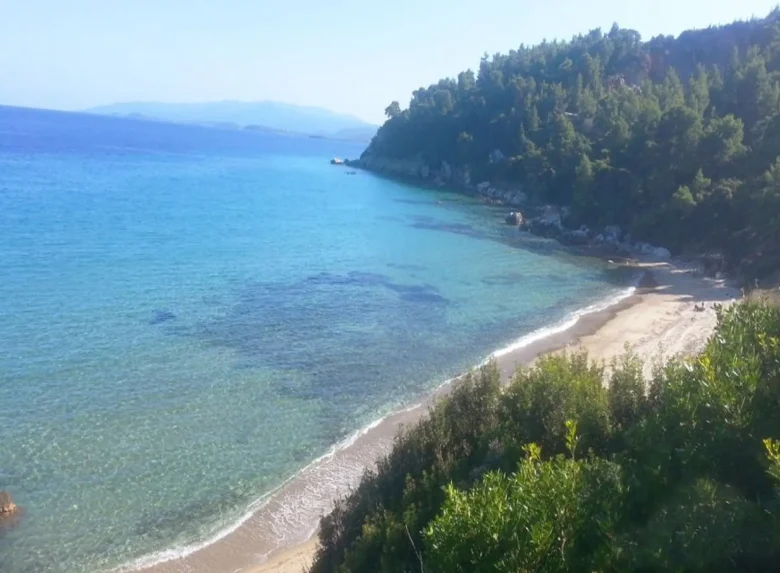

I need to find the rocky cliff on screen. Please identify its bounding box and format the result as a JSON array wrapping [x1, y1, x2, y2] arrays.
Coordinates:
[[346, 154, 528, 207]]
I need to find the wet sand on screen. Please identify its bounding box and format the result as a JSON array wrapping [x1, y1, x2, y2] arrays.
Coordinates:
[[142, 262, 739, 573]]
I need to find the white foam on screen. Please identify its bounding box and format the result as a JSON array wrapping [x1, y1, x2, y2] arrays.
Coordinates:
[[492, 285, 637, 359], [116, 400, 423, 571], [118, 282, 637, 572], [115, 484, 278, 572]]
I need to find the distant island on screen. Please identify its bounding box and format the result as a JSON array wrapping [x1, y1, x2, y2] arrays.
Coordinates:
[[85, 100, 378, 142], [348, 10, 780, 281]]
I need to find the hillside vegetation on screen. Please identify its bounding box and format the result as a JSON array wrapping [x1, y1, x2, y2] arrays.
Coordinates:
[[312, 300, 780, 572], [361, 11, 780, 277]]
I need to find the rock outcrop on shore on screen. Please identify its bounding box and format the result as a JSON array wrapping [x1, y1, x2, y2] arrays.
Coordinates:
[[347, 155, 475, 194], [347, 154, 677, 262], [0, 491, 17, 517], [505, 211, 523, 226], [519, 207, 672, 260], [346, 155, 529, 207]]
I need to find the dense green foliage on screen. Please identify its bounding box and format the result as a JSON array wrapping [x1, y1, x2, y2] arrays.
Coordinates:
[[364, 12, 780, 275], [311, 301, 780, 572]]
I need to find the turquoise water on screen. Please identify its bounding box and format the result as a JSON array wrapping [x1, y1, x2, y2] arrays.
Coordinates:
[[0, 106, 632, 572]]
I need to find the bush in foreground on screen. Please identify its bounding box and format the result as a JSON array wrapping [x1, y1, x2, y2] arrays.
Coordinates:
[[312, 301, 780, 572]]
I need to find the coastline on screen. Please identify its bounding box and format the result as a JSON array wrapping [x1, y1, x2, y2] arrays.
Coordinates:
[[136, 261, 739, 573]]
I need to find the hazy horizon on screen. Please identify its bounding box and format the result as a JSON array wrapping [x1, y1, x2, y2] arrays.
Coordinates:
[[1, 0, 779, 124], [89, 99, 373, 118]]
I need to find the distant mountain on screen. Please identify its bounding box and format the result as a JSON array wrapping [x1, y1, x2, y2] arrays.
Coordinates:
[[85, 101, 377, 140], [330, 125, 378, 142]]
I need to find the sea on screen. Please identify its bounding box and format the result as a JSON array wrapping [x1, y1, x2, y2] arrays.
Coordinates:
[[0, 105, 635, 572]]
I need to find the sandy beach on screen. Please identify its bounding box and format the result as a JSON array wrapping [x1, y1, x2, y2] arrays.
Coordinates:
[[143, 261, 739, 573]]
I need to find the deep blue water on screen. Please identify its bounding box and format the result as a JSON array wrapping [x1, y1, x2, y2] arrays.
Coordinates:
[[0, 106, 632, 572]]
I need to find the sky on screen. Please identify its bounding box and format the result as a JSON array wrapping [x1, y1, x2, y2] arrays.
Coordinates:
[[0, 0, 778, 125]]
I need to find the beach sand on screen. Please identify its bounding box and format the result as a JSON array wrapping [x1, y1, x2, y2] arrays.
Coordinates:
[[244, 537, 318, 573], [143, 262, 739, 573]]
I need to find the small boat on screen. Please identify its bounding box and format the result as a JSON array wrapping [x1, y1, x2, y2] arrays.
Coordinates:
[[330, 157, 344, 165]]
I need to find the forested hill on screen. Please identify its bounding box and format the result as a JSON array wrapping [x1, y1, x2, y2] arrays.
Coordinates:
[[360, 10, 780, 278]]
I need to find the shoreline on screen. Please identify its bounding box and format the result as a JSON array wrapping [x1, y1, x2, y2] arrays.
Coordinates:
[[345, 160, 713, 273], [135, 262, 739, 573], [343, 158, 526, 211]]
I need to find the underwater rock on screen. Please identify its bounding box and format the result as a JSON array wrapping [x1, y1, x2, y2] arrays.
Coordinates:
[[150, 309, 176, 325]]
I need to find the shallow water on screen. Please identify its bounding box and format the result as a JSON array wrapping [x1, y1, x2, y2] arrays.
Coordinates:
[[0, 106, 633, 572]]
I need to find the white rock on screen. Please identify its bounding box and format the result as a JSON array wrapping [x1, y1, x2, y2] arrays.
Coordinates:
[[541, 213, 562, 228], [489, 149, 506, 163], [512, 192, 528, 204], [653, 246, 671, 260], [604, 225, 622, 239]]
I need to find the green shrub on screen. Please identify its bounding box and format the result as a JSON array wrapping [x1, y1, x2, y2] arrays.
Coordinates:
[[425, 439, 622, 573], [312, 302, 780, 573], [616, 479, 776, 571], [607, 349, 648, 436], [499, 351, 611, 464], [312, 362, 502, 573]]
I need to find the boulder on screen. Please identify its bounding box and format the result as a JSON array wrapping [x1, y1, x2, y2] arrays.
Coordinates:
[[604, 225, 622, 240], [440, 160, 452, 180], [631, 242, 671, 259], [455, 166, 472, 188], [560, 229, 589, 245], [489, 149, 506, 163], [528, 216, 564, 238], [652, 246, 671, 260], [505, 211, 524, 226], [696, 253, 727, 278], [511, 191, 528, 205], [149, 309, 176, 325], [476, 181, 491, 192], [602, 225, 622, 245], [0, 491, 17, 517], [633, 242, 653, 254], [539, 207, 562, 229]]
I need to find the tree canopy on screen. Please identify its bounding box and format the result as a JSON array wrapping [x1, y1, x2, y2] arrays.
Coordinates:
[[362, 10, 780, 276]]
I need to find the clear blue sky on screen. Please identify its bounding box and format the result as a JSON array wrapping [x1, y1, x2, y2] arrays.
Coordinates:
[[0, 0, 777, 124]]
